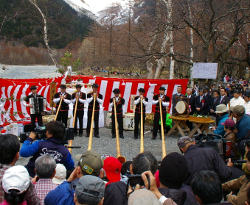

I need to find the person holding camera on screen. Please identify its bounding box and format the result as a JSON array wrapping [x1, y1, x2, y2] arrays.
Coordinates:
[[19, 121, 74, 177]]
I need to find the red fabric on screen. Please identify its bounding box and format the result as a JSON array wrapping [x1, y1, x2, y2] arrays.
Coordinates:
[[0, 76, 189, 124]]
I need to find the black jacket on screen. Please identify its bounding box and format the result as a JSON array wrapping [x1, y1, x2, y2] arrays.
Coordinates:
[[194, 95, 209, 115], [185, 95, 196, 115], [184, 145, 232, 185], [159, 188, 187, 205], [103, 181, 127, 205]]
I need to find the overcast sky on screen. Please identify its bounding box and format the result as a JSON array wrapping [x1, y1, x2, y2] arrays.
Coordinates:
[[72, 0, 130, 14]]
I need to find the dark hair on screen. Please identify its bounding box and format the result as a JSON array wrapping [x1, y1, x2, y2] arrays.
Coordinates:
[[0, 134, 20, 164], [225, 125, 234, 131], [132, 151, 158, 175], [4, 189, 28, 205], [121, 161, 132, 176], [35, 154, 56, 178], [213, 90, 220, 95], [46, 121, 65, 140], [191, 170, 222, 204], [220, 87, 226, 92]]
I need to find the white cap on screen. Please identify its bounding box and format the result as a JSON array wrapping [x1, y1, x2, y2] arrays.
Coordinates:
[[52, 164, 66, 185], [2, 165, 30, 194]]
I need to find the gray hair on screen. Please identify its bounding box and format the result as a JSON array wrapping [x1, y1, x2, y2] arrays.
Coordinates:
[[35, 154, 56, 178]]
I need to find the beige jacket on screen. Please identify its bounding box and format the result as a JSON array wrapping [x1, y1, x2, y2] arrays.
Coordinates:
[[222, 175, 250, 205]]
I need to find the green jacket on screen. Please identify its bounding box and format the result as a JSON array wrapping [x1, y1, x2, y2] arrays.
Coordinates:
[[159, 113, 172, 128]]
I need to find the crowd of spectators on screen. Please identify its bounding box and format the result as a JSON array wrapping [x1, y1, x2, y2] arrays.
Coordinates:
[[1, 117, 250, 205]]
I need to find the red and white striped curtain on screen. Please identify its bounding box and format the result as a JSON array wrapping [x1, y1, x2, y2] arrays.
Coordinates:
[[0, 76, 189, 125]]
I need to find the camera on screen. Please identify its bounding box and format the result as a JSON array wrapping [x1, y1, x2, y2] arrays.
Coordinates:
[[34, 126, 46, 140], [20, 124, 46, 143]]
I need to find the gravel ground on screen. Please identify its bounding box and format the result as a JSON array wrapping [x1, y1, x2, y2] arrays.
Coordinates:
[[16, 112, 183, 166]]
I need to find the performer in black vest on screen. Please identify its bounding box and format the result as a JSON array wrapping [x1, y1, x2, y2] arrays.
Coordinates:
[[23, 85, 43, 126], [152, 87, 170, 140], [53, 84, 71, 127], [72, 84, 86, 137], [134, 88, 148, 139], [110, 88, 125, 139], [86, 83, 103, 138]]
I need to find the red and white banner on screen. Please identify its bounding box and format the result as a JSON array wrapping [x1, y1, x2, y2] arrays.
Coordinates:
[[0, 76, 189, 126]]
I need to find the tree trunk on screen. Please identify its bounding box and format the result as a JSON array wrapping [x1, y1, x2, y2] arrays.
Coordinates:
[[188, 0, 194, 87], [28, 0, 59, 68], [155, 0, 174, 79], [147, 61, 154, 79]]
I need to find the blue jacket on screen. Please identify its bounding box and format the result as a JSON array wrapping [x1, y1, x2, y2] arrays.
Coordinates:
[[44, 179, 79, 205], [213, 113, 229, 136], [236, 115, 250, 140], [20, 137, 74, 177]]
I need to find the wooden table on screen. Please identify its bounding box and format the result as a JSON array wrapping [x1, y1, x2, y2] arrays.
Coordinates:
[[188, 119, 215, 137], [167, 116, 190, 137]]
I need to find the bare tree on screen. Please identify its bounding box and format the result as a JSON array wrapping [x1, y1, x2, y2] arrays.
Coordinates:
[[28, 0, 59, 68]]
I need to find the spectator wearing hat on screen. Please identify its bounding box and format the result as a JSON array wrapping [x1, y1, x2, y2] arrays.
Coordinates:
[[74, 175, 105, 205], [52, 164, 67, 185], [222, 151, 250, 205], [191, 170, 224, 205], [23, 85, 44, 126], [1, 165, 31, 205], [222, 119, 237, 157], [103, 157, 122, 187], [172, 86, 185, 115], [177, 136, 240, 185], [152, 87, 170, 140], [86, 83, 103, 138], [53, 84, 72, 127], [194, 89, 208, 115], [72, 84, 86, 137], [103, 151, 158, 205], [210, 104, 229, 136], [243, 90, 250, 113], [213, 88, 230, 125], [133, 88, 148, 139], [34, 155, 57, 205], [128, 189, 162, 205], [44, 150, 103, 205], [228, 90, 244, 109], [233, 105, 250, 156], [0, 134, 40, 205], [20, 121, 74, 178], [158, 152, 192, 205], [110, 88, 125, 138]]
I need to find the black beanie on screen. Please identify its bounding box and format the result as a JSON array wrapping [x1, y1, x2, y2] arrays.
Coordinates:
[[159, 152, 188, 189]]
